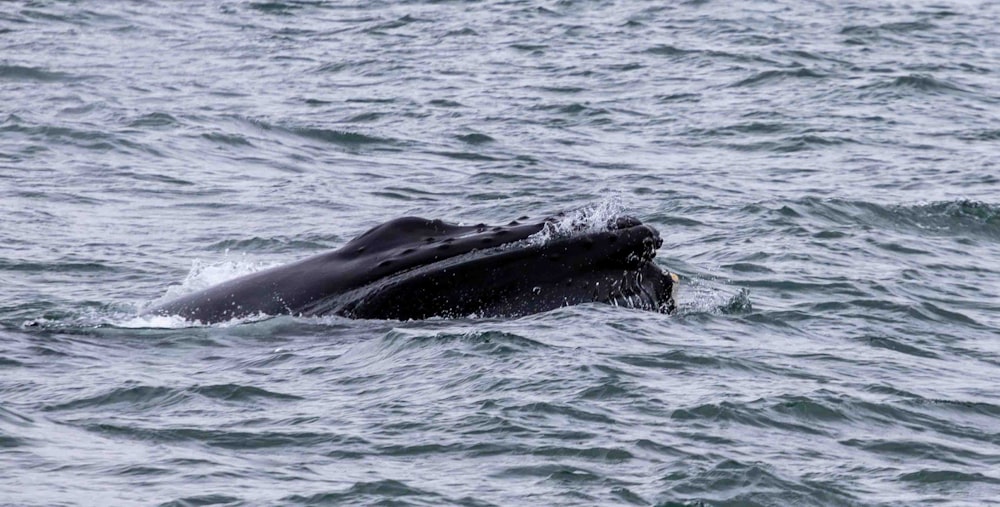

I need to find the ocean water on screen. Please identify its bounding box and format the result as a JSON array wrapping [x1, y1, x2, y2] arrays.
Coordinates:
[[2, 0, 999, 505]]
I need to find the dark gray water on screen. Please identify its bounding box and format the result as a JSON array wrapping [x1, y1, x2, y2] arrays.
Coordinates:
[[2, 1, 999, 505]]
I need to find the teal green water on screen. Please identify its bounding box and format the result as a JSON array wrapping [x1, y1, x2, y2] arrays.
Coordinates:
[[2, 1, 999, 505]]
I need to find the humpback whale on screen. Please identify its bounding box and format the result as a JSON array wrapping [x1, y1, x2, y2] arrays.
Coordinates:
[[147, 214, 678, 323]]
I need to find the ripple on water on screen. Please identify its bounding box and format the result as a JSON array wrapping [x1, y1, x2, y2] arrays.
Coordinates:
[[662, 458, 859, 507], [0, 64, 83, 83], [2, 0, 1000, 505], [280, 480, 442, 506], [158, 494, 244, 507]]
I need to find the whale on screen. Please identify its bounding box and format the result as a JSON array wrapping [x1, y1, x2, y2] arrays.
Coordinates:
[[146, 214, 678, 323]]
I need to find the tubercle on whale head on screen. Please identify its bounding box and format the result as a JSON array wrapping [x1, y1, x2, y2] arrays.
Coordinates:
[[611, 215, 643, 230], [352, 213, 651, 258]]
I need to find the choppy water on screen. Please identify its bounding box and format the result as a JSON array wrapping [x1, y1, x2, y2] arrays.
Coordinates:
[[2, 1, 1000, 505]]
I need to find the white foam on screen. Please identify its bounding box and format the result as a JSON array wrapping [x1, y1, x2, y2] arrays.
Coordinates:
[[119, 253, 283, 328], [528, 196, 627, 246], [113, 309, 277, 329], [679, 277, 752, 315], [115, 313, 199, 329], [157, 254, 280, 303]]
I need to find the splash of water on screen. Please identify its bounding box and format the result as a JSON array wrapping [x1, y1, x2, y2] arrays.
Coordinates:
[[116, 253, 283, 328], [527, 196, 627, 246], [115, 313, 198, 329], [157, 254, 280, 304], [113, 310, 274, 329], [680, 278, 753, 315]]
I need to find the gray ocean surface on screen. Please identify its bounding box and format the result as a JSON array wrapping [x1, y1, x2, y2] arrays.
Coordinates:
[[2, 1, 999, 505]]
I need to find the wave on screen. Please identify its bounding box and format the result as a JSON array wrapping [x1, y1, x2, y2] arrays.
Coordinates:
[[204, 236, 334, 253], [730, 68, 827, 88], [281, 480, 440, 506], [0, 64, 82, 83], [233, 116, 402, 151], [43, 383, 302, 413], [857, 73, 994, 103], [290, 126, 395, 147], [751, 197, 1000, 240]]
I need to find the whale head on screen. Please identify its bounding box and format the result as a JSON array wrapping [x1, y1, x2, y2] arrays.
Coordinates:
[[323, 214, 678, 319], [148, 213, 678, 323]]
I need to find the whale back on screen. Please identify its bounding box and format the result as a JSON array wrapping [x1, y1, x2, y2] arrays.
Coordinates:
[[148, 216, 548, 322]]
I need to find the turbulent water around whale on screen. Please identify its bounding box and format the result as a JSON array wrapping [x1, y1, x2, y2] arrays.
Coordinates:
[[2, 1, 999, 506]]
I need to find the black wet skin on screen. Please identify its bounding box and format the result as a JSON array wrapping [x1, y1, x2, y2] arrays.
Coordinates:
[[147, 215, 677, 323]]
